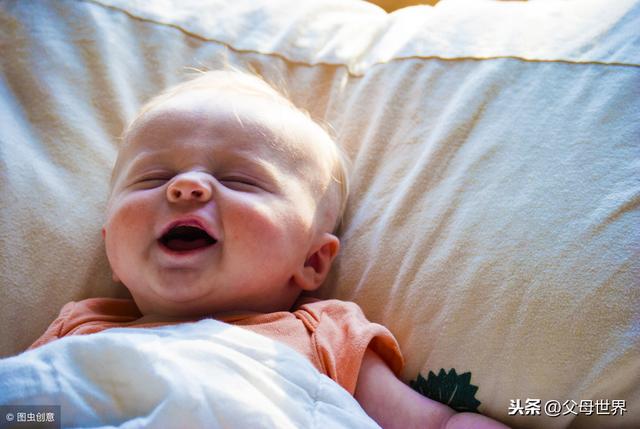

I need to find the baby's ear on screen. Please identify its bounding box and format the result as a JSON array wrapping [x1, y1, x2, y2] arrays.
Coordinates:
[[293, 233, 340, 292]]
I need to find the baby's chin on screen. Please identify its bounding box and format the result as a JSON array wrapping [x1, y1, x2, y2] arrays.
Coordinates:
[[127, 287, 216, 318], [128, 275, 303, 317]]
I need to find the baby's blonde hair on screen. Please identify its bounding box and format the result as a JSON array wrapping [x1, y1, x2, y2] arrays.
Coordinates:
[[119, 68, 350, 232]]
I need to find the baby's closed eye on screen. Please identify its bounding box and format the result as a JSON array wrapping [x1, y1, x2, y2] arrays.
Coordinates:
[[134, 176, 172, 189], [219, 176, 264, 192]]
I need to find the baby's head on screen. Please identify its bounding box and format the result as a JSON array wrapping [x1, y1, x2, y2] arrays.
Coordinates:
[[102, 70, 348, 317]]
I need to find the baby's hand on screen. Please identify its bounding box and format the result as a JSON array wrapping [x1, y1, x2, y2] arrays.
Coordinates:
[[355, 349, 510, 429]]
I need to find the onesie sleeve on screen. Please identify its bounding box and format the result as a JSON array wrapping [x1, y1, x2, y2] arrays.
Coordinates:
[[28, 301, 79, 350], [294, 298, 404, 395], [28, 298, 142, 350]]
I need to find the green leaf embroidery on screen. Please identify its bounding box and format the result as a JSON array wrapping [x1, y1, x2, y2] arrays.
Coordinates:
[[410, 369, 481, 413]]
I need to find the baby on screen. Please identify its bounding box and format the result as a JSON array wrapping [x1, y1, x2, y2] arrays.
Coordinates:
[[31, 70, 507, 429]]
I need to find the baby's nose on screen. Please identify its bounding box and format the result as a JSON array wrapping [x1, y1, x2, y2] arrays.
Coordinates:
[[166, 172, 213, 203]]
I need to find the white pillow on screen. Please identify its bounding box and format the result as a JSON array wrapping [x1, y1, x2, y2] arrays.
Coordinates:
[[1, 0, 638, 427]]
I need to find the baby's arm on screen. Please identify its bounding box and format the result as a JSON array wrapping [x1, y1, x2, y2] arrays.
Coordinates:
[[355, 349, 510, 429]]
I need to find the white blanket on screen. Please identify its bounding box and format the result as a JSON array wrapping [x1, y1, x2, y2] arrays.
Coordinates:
[[0, 320, 379, 429]]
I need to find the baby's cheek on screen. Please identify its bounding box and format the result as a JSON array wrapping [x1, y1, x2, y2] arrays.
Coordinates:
[[229, 201, 306, 250], [104, 196, 156, 278], [108, 193, 155, 226], [230, 203, 279, 239], [104, 195, 155, 254]]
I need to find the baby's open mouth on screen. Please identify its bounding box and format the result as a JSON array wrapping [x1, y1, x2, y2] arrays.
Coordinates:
[[159, 225, 217, 252]]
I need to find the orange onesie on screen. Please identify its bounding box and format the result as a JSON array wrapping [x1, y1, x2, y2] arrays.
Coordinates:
[[30, 297, 404, 395]]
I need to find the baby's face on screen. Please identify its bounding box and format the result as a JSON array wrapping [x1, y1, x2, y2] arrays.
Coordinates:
[[103, 87, 339, 316]]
